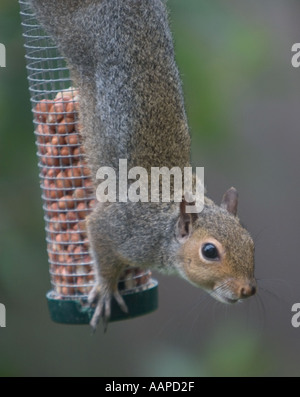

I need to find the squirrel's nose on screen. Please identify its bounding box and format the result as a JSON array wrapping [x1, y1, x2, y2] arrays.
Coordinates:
[[239, 281, 257, 299]]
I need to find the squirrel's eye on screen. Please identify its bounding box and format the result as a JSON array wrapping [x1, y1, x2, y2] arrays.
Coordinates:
[[201, 243, 219, 261]]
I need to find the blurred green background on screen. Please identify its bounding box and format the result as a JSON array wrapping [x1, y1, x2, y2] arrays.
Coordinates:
[[1, 0, 300, 377]]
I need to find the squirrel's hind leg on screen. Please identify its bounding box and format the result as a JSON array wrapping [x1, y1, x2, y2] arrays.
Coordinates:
[[86, 211, 128, 332]]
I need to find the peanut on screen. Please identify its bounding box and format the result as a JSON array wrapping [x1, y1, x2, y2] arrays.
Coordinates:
[[66, 166, 83, 187], [76, 202, 89, 219], [55, 171, 72, 190], [56, 233, 70, 245], [58, 195, 75, 210], [47, 101, 64, 124], [73, 188, 87, 201], [66, 211, 78, 223], [34, 99, 53, 123], [65, 134, 79, 146], [51, 135, 65, 146], [57, 117, 76, 134]]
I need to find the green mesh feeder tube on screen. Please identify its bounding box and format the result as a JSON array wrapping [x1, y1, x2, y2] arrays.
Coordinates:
[[19, 0, 158, 325]]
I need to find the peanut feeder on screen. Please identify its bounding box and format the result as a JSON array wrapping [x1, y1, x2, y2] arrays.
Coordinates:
[[19, 0, 158, 324]]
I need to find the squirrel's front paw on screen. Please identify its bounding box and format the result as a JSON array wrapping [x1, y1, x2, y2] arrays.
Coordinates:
[[88, 284, 128, 332]]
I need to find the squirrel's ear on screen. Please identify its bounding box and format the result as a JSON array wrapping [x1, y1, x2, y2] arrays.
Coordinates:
[[221, 187, 238, 216], [175, 198, 198, 243]]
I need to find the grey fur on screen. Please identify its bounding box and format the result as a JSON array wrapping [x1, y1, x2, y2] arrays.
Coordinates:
[[30, 0, 190, 178], [30, 0, 256, 330]]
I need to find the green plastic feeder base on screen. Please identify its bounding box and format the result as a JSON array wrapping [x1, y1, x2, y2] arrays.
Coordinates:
[[46, 280, 158, 325]]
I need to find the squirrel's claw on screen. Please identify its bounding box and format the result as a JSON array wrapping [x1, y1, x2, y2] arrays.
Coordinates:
[[90, 298, 104, 333], [113, 290, 128, 314], [88, 285, 128, 332], [88, 284, 101, 306], [89, 290, 111, 332]]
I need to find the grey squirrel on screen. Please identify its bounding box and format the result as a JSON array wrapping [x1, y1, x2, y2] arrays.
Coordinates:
[[30, 0, 256, 330]]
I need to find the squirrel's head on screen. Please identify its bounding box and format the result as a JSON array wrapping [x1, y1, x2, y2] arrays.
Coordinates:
[[176, 187, 256, 304]]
